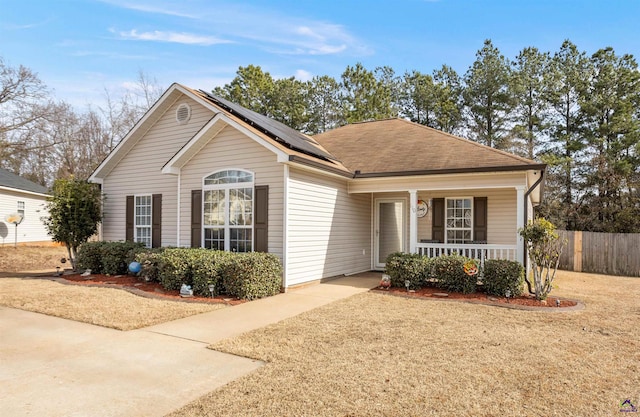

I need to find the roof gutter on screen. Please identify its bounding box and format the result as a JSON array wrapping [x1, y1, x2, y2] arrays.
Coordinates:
[[352, 163, 547, 178]]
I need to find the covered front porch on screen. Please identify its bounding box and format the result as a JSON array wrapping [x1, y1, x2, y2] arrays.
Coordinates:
[[350, 170, 541, 270]]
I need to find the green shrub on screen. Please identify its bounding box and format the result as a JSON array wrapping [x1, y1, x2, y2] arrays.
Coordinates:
[[384, 252, 432, 289], [221, 252, 282, 300], [157, 248, 193, 290], [76, 241, 145, 274], [135, 248, 166, 282], [190, 249, 233, 296], [432, 254, 476, 294], [76, 241, 106, 273], [101, 241, 145, 275], [483, 259, 524, 297]]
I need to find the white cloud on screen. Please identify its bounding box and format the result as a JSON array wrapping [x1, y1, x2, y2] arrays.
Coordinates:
[[116, 29, 231, 46], [294, 69, 313, 81], [102, 0, 370, 57]]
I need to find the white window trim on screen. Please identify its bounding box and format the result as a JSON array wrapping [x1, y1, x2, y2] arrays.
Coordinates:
[[134, 194, 152, 248], [17, 201, 25, 218], [444, 196, 473, 244], [202, 169, 255, 252]]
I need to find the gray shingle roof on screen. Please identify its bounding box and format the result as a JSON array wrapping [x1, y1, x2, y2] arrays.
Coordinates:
[[0, 168, 49, 195]]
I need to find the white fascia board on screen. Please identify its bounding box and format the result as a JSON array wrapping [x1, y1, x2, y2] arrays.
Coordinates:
[[0, 185, 50, 198]]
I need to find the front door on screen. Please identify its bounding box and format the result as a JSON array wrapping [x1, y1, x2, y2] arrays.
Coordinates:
[[374, 199, 406, 269]]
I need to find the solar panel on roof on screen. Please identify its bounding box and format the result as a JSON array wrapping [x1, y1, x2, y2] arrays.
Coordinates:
[[199, 91, 337, 162]]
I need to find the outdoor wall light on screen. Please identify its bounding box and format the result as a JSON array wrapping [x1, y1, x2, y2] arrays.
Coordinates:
[[208, 284, 215, 298]]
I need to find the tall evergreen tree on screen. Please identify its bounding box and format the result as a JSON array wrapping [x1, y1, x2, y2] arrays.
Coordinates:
[[399, 70, 438, 126], [269, 77, 309, 132], [306, 75, 343, 134], [541, 40, 591, 229], [340, 63, 396, 123], [213, 65, 275, 116], [463, 39, 513, 149], [432, 65, 464, 134], [510, 47, 550, 158], [578, 47, 640, 231]]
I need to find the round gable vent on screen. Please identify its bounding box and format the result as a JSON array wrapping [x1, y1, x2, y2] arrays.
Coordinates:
[[176, 103, 191, 124]]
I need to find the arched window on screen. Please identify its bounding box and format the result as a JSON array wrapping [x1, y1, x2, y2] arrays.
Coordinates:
[[202, 169, 254, 252]]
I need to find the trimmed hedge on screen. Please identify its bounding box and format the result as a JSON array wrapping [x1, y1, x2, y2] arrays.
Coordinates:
[[431, 254, 476, 294], [134, 248, 166, 282], [483, 259, 524, 297], [77, 241, 145, 274], [191, 249, 234, 297], [143, 248, 282, 299], [156, 248, 194, 291], [384, 252, 432, 289], [222, 252, 283, 300]]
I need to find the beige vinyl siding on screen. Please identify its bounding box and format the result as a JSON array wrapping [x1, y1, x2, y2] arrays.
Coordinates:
[[414, 189, 517, 245], [0, 190, 51, 244], [179, 125, 284, 259], [350, 171, 527, 194], [288, 168, 371, 286], [101, 97, 213, 245]]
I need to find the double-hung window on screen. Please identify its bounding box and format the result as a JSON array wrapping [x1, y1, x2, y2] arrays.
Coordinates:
[[203, 170, 254, 252], [445, 197, 473, 244], [135, 195, 152, 248], [17, 201, 25, 218]]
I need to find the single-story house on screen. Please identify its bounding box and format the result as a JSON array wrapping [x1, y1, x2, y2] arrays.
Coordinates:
[[89, 83, 545, 289], [0, 168, 51, 245]]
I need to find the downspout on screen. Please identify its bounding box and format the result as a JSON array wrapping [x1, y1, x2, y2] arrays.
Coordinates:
[[177, 170, 181, 247], [523, 170, 544, 294]]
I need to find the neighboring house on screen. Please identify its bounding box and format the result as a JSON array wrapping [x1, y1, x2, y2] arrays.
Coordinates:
[[0, 168, 51, 245], [89, 83, 545, 289]]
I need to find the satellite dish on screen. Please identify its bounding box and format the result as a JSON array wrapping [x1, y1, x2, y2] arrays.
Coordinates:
[[5, 213, 23, 225]]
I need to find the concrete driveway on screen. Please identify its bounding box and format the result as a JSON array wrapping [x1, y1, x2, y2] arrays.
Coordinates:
[[0, 273, 380, 416]]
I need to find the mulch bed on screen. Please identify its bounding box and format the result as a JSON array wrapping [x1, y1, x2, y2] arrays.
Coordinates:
[[372, 285, 581, 310], [57, 273, 246, 305]]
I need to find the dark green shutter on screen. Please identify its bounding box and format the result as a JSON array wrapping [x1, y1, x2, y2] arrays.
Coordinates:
[[254, 185, 268, 252], [125, 195, 134, 241], [432, 198, 445, 243], [152, 194, 162, 248], [473, 197, 488, 242], [191, 189, 202, 248]]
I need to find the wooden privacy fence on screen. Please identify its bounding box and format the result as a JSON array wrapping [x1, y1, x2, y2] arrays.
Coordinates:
[[557, 230, 640, 277]]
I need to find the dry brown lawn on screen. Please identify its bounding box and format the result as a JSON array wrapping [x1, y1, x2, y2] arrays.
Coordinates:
[[0, 245, 68, 273], [0, 278, 224, 330], [170, 271, 640, 417]]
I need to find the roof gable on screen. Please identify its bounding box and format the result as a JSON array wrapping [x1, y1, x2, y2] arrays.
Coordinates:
[[89, 83, 221, 182], [313, 119, 545, 176], [0, 168, 49, 195]]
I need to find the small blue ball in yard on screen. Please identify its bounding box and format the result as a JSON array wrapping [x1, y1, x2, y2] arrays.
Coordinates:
[[128, 261, 142, 274]]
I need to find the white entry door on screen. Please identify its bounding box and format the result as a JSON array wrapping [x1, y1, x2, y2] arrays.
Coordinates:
[[374, 199, 405, 269]]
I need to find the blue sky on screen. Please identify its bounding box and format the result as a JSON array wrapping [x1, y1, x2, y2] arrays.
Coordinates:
[[2, 0, 640, 108]]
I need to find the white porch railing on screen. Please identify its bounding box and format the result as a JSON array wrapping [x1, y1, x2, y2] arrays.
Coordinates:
[[416, 242, 518, 263]]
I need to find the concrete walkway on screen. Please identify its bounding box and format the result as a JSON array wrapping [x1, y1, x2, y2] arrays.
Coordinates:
[[0, 272, 379, 417]]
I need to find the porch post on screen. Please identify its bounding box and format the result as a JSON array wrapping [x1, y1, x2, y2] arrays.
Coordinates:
[[516, 185, 525, 265], [409, 189, 417, 254]]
